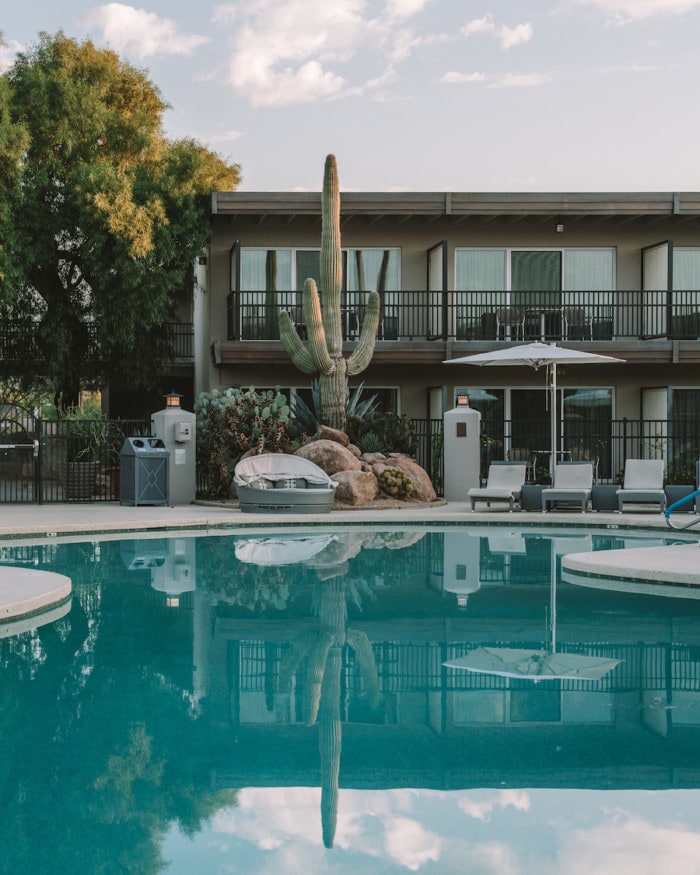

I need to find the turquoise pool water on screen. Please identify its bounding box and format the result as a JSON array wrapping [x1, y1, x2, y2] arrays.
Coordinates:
[[3, 524, 700, 874]]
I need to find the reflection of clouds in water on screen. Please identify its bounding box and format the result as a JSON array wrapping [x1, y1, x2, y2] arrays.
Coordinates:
[[458, 789, 531, 822], [205, 788, 700, 875], [548, 816, 700, 875]]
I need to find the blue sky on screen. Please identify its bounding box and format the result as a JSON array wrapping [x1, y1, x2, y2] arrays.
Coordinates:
[[3, 1, 700, 192]]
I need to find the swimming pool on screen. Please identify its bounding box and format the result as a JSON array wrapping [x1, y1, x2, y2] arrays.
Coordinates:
[[3, 524, 700, 874]]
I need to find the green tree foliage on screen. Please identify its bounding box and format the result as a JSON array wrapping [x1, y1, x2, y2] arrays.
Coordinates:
[[3, 32, 240, 406]]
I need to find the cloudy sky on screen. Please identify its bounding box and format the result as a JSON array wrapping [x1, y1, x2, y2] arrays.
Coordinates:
[[3, 1, 700, 191]]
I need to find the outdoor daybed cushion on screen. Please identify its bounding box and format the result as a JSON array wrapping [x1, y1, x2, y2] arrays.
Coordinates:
[[468, 462, 528, 511], [234, 453, 337, 491]]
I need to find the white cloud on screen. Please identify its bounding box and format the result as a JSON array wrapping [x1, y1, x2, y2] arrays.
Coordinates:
[[80, 4, 209, 59], [461, 14, 534, 49], [441, 71, 487, 84], [0, 39, 23, 73], [458, 790, 531, 821], [577, 0, 700, 20], [495, 72, 551, 87], [384, 0, 432, 19], [551, 815, 700, 875], [383, 817, 442, 870], [499, 22, 534, 49]]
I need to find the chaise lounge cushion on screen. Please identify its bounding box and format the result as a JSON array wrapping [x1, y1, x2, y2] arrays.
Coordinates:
[[541, 462, 594, 512], [616, 459, 665, 512], [468, 462, 527, 512]]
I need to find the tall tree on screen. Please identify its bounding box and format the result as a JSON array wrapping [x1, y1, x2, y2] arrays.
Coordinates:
[[5, 32, 240, 407]]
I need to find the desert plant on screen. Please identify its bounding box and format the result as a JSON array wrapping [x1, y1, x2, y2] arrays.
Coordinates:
[[378, 466, 414, 499], [279, 155, 381, 431], [291, 379, 379, 436], [195, 386, 304, 497]]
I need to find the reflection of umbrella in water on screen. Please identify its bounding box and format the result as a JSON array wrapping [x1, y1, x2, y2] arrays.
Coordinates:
[[443, 535, 622, 681], [445, 342, 624, 479]]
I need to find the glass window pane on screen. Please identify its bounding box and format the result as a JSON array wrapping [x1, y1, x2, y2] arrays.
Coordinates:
[[295, 250, 320, 290], [347, 249, 399, 292], [563, 249, 615, 291], [673, 248, 700, 290], [240, 249, 292, 292], [455, 250, 506, 291], [511, 251, 561, 292]]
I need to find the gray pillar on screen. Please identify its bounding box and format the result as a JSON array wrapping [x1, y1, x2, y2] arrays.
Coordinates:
[[443, 404, 481, 501]]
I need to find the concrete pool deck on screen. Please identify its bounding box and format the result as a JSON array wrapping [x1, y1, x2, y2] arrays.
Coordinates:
[[0, 500, 698, 604]]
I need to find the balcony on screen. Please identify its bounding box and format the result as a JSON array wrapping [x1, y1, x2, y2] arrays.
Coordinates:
[[215, 291, 700, 368], [226, 290, 700, 343], [0, 321, 194, 364]]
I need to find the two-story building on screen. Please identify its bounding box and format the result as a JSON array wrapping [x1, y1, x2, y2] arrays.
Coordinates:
[[197, 190, 700, 482]]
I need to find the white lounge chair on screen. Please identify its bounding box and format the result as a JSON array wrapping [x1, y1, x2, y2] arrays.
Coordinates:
[[234, 453, 337, 514], [616, 459, 666, 513], [468, 462, 527, 512], [541, 462, 594, 513]]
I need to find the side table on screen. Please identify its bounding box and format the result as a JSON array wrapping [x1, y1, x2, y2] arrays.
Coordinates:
[[591, 485, 619, 512]]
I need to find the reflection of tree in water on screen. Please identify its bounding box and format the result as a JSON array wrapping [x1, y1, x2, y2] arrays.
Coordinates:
[[0, 541, 237, 874]]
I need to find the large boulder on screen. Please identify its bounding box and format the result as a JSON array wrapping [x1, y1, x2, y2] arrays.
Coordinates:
[[315, 425, 350, 447], [296, 440, 362, 475], [331, 470, 379, 506], [386, 454, 437, 502]]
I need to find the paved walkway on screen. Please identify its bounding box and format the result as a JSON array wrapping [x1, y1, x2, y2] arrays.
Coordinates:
[[0, 500, 698, 590]]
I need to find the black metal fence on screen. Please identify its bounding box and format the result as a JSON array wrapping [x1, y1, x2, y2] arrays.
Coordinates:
[[478, 417, 700, 485], [227, 290, 700, 342]]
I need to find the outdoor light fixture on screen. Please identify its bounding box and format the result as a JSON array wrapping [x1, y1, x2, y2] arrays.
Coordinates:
[[165, 390, 183, 408], [456, 393, 470, 406], [556, 223, 564, 233]]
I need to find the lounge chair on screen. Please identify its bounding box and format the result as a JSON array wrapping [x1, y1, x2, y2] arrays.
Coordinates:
[[541, 462, 594, 513], [468, 461, 527, 512], [616, 459, 665, 513], [234, 453, 337, 514]]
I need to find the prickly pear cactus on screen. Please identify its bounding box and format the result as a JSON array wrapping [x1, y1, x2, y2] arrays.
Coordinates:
[[279, 154, 380, 432]]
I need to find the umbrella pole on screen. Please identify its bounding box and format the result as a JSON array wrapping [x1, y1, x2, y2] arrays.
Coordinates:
[[550, 362, 558, 481]]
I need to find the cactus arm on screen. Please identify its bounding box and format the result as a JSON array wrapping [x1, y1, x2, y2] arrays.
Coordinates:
[[347, 291, 380, 376], [279, 310, 316, 373], [304, 278, 335, 376]]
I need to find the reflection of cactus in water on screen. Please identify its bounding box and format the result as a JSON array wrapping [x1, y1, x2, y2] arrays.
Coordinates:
[[277, 572, 379, 849], [279, 154, 380, 432]]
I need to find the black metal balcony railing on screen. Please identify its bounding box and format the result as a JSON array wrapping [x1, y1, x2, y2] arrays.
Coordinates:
[[227, 290, 700, 342], [0, 321, 194, 362]]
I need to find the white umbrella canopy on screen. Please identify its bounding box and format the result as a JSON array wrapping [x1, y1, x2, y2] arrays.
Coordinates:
[[444, 342, 624, 477], [442, 646, 622, 681]]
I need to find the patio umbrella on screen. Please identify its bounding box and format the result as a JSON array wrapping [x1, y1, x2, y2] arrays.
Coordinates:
[[443, 534, 622, 682], [444, 342, 624, 478]]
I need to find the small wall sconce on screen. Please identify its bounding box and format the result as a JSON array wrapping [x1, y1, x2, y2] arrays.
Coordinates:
[[556, 223, 564, 233]]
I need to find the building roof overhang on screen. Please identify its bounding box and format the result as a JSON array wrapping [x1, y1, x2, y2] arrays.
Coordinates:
[[212, 191, 700, 225]]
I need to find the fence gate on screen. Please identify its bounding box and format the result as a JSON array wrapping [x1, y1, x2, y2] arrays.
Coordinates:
[[0, 403, 39, 503]]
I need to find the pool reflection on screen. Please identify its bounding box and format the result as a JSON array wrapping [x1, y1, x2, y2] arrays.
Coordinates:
[[2, 526, 700, 870]]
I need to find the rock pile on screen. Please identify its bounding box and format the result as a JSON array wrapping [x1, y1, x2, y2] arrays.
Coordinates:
[[293, 426, 437, 507]]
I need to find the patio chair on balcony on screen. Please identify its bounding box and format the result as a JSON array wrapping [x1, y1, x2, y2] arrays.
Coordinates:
[[541, 461, 594, 513], [468, 461, 528, 512], [496, 307, 524, 341], [563, 307, 593, 340], [616, 459, 666, 513]]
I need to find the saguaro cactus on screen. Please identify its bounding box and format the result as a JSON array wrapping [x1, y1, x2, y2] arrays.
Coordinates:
[[279, 154, 380, 432]]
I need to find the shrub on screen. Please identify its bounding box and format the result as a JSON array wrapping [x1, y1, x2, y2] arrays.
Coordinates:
[[195, 387, 305, 497]]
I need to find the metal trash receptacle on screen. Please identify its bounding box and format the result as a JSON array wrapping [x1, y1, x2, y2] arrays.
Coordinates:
[[119, 437, 170, 506]]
